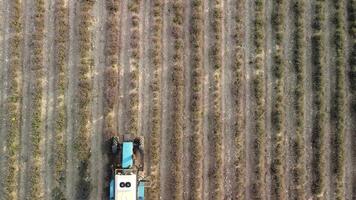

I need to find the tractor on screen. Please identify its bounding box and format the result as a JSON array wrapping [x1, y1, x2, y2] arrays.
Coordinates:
[[109, 134, 149, 200]]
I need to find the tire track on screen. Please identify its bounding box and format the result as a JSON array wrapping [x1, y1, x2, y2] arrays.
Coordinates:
[[91, 0, 105, 199], [43, 0, 55, 198], [66, 0, 79, 198], [18, 0, 34, 198]]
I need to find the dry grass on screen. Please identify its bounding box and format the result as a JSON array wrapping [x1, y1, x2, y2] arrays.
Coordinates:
[[231, 0, 245, 198], [188, 0, 204, 199], [289, 0, 306, 199], [270, 0, 286, 199], [168, 1, 185, 199], [208, 0, 223, 198], [74, 1, 95, 199], [310, 0, 326, 198], [4, 1, 23, 199], [251, 0, 266, 198], [51, 1, 69, 199], [28, 0, 45, 199], [330, 0, 346, 199], [128, 0, 140, 134], [146, 0, 163, 199]]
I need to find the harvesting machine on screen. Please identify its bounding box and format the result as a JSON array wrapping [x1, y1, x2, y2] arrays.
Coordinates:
[[109, 134, 149, 200]]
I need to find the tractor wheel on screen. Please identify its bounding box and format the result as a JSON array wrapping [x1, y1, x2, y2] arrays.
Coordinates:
[[111, 136, 119, 154]]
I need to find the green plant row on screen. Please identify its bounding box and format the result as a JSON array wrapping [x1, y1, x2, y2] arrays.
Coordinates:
[[28, 0, 45, 199], [251, 0, 266, 198], [146, 0, 163, 199], [168, 1, 184, 199], [51, 1, 69, 199], [270, 0, 286, 199], [188, 0, 204, 199], [289, 0, 306, 199], [208, 0, 223, 199], [330, 0, 346, 199], [75, 1, 95, 199], [4, 1, 22, 199], [310, 0, 326, 198], [231, 0, 245, 199], [127, 0, 140, 134]]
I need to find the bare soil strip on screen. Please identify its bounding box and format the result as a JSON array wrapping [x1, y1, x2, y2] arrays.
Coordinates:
[[222, 0, 232, 197], [43, 0, 55, 198], [324, 0, 334, 198], [66, 0, 79, 198], [183, 0, 191, 198], [118, 0, 130, 135], [202, 0, 210, 198], [303, 0, 313, 197], [264, 0, 273, 197], [90, 0, 105, 199], [244, 0, 254, 198], [0, 0, 9, 196], [159, 0, 171, 198], [18, 0, 34, 198], [345, 0, 355, 199]]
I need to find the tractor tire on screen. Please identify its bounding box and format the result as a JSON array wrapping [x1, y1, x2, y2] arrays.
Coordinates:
[[111, 136, 119, 154]]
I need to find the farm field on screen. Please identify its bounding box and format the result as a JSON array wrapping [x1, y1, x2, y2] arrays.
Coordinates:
[[0, 0, 355, 199]]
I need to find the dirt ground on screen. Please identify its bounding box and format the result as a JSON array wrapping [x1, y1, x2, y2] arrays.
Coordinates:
[[0, 0, 354, 199]]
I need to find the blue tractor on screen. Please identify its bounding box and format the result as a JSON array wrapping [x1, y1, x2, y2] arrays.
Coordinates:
[[109, 135, 149, 200]]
